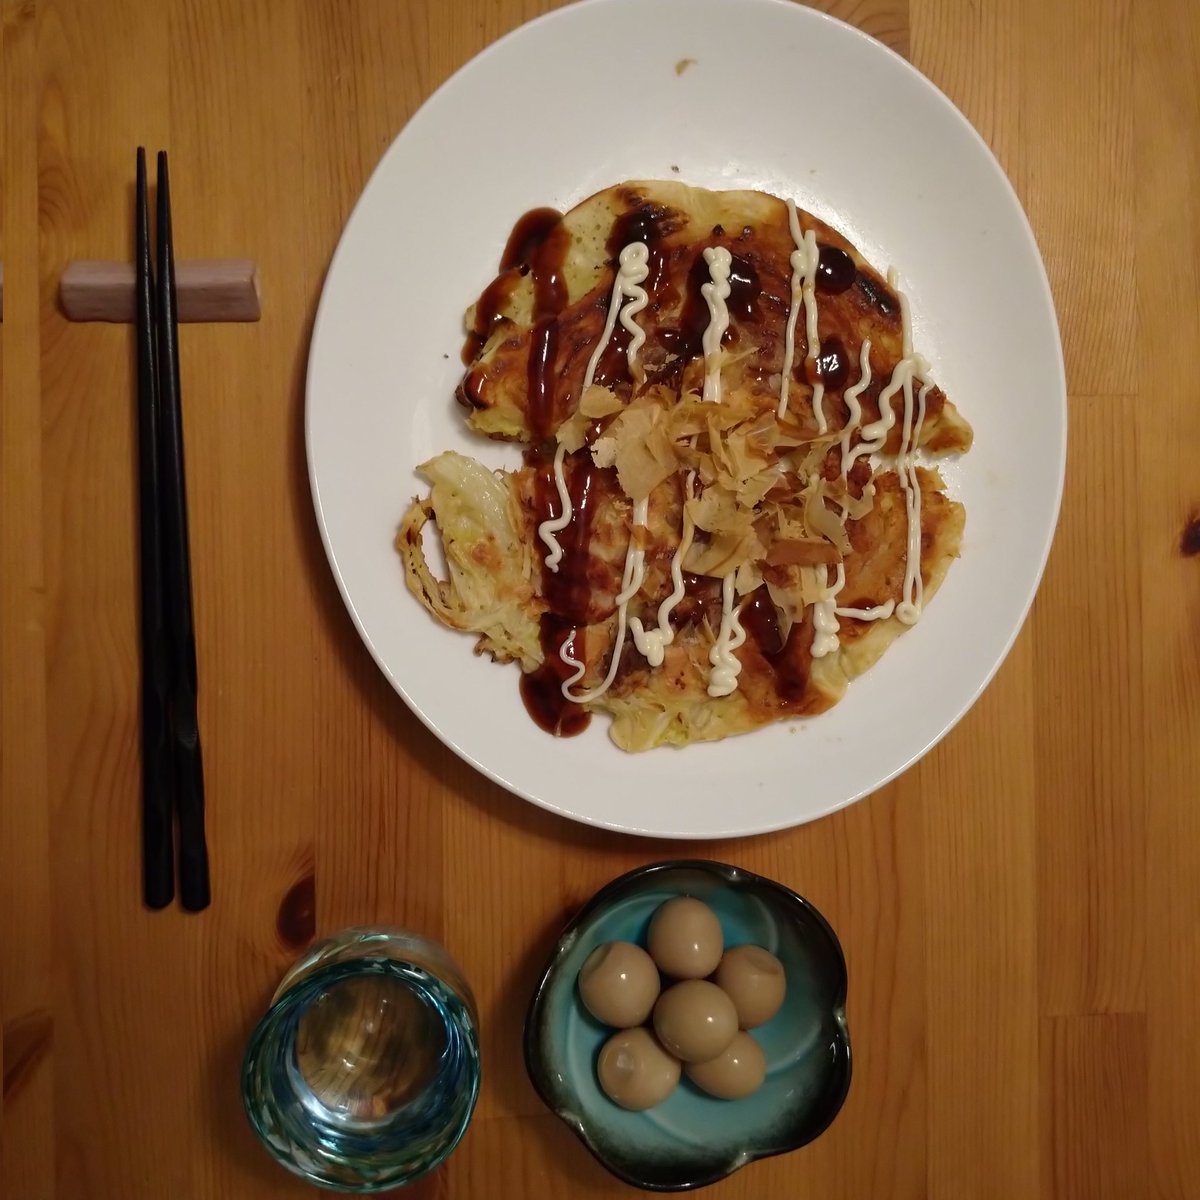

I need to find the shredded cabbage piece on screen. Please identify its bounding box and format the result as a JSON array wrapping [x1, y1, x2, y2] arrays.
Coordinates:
[[397, 451, 542, 671]]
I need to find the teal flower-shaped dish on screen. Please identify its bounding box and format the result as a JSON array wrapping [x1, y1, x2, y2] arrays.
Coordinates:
[[524, 860, 851, 1191]]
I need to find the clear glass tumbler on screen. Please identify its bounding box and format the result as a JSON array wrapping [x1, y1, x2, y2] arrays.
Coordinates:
[[241, 928, 480, 1192]]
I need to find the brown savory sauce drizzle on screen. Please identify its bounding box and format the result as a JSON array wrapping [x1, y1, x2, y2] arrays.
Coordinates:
[[816, 245, 856, 294], [740, 587, 784, 657], [607, 200, 686, 294], [726, 253, 762, 326], [527, 322, 559, 440], [501, 208, 563, 270], [816, 335, 850, 390], [536, 453, 610, 623], [461, 270, 519, 364], [520, 617, 592, 737], [742, 587, 813, 704], [596, 200, 687, 386], [591, 320, 633, 388], [462, 208, 565, 366], [771, 623, 815, 704], [520, 447, 616, 737], [667, 572, 721, 630], [679, 249, 720, 351], [606, 202, 671, 251], [653, 249, 721, 381], [499, 204, 614, 735], [461, 207, 571, 439]]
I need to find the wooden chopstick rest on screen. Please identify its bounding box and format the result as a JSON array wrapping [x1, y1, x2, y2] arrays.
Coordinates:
[[60, 258, 261, 323]]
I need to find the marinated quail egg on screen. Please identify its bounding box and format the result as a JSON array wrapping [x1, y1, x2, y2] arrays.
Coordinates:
[[647, 897, 723, 979], [578, 941, 661, 1028], [652, 979, 739, 1063], [685, 1030, 767, 1099], [596, 1027, 681, 1110], [714, 945, 786, 1028]]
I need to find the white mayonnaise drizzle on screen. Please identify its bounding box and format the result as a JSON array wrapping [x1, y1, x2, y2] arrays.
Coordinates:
[[811, 564, 842, 658], [615, 245, 652, 383], [630, 472, 696, 667], [839, 338, 873, 475], [538, 445, 574, 573], [811, 337, 876, 658], [708, 573, 747, 697], [538, 242, 650, 570], [776, 200, 825, 428], [847, 268, 928, 467], [837, 598, 897, 621], [826, 340, 914, 651], [701, 246, 732, 404], [895, 380, 929, 625], [820, 270, 929, 643], [846, 357, 927, 467], [560, 245, 740, 704], [697, 245, 748, 695]]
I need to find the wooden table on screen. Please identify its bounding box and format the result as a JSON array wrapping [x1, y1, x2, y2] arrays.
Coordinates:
[[2, 0, 1197, 1196]]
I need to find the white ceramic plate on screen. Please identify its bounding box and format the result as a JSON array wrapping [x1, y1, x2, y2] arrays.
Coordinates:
[[306, 0, 1065, 838]]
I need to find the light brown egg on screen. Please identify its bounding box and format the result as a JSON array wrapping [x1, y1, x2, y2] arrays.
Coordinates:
[[714, 945, 787, 1029], [596, 1027, 681, 1110], [685, 1031, 767, 1099], [578, 941, 661, 1028], [652, 979, 739, 1063], [647, 897, 724, 979]]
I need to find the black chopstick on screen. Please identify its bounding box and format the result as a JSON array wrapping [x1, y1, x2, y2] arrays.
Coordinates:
[[135, 148, 211, 911], [136, 148, 174, 910], [154, 151, 211, 912]]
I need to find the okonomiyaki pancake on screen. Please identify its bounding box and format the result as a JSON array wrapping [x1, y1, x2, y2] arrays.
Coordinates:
[[399, 181, 971, 750]]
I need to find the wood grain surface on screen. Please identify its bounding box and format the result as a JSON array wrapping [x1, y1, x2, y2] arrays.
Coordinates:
[[2, 0, 1197, 1197]]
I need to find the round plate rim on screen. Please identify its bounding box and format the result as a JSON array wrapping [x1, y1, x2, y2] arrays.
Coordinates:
[[305, 0, 1067, 838]]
